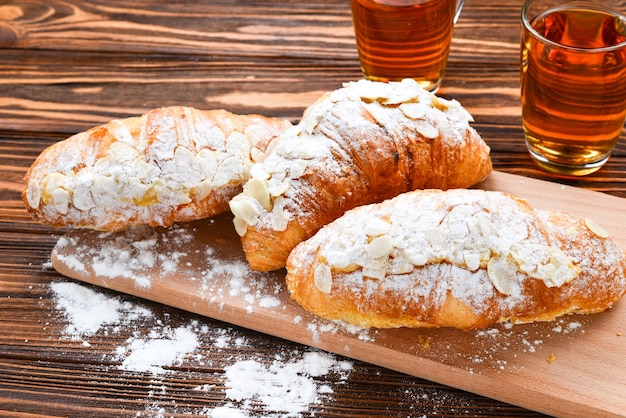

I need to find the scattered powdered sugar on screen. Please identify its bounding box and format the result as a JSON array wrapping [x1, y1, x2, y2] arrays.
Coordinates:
[[51, 281, 199, 374], [53, 220, 285, 317], [49, 280, 355, 416], [47, 279, 590, 416], [54, 225, 196, 289], [196, 252, 284, 314], [552, 321, 583, 334], [115, 326, 200, 374], [450, 318, 586, 373], [305, 317, 374, 345], [222, 351, 352, 415], [50, 281, 152, 338]]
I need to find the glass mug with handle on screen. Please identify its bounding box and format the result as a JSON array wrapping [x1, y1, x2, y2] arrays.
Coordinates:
[[350, 0, 465, 92], [521, 0, 626, 176]]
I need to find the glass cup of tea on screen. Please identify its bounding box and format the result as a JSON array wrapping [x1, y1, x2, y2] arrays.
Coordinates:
[[350, 0, 465, 92], [521, 0, 626, 177]]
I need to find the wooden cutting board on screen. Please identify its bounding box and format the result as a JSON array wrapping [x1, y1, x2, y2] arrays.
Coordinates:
[[51, 171, 626, 418]]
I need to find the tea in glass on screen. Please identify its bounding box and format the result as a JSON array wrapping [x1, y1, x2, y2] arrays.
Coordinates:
[[521, 0, 626, 176], [351, 0, 464, 92]]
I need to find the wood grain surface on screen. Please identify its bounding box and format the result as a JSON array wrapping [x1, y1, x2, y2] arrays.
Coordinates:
[[1, 0, 625, 417], [51, 171, 626, 418]]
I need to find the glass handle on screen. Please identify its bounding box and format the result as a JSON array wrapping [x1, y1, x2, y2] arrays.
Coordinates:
[[454, 0, 465, 24]]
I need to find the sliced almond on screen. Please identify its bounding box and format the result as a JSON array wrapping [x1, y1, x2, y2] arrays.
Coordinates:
[[366, 235, 393, 259], [383, 90, 416, 105], [229, 197, 261, 227], [72, 182, 96, 211], [51, 188, 70, 215], [25, 180, 42, 209], [90, 174, 118, 207], [42, 172, 69, 204], [364, 218, 391, 237], [388, 256, 414, 275], [352, 80, 389, 102], [414, 120, 439, 139], [244, 123, 273, 147], [399, 102, 426, 120], [108, 141, 140, 163], [463, 252, 481, 271], [268, 179, 290, 197], [250, 146, 265, 163], [106, 119, 136, 147], [432, 96, 450, 112], [314, 263, 333, 294], [474, 211, 499, 238], [225, 131, 250, 156], [270, 196, 290, 232], [244, 177, 271, 211], [584, 218, 609, 239], [190, 179, 214, 202], [249, 163, 270, 181], [233, 216, 248, 237], [196, 149, 218, 181], [363, 102, 391, 128], [487, 256, 517, 295]]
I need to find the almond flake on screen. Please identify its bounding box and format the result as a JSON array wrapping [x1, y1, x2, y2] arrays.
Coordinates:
[[233, 216, 248, 237], [51, 188, 70, 215], [584, 218, 609, 239], [463, 253, 481, 271], [314, 263, 333, 294], [414, 120, 439, 139], [229, 197, 261, 227], [244, 177, 271, 211], [366, 235, 393, 259], [399, 103, 426, 120], [487, 256, 517, 295]]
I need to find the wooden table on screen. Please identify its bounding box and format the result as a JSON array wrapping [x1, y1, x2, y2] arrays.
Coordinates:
[[1, 1, 624, 416]]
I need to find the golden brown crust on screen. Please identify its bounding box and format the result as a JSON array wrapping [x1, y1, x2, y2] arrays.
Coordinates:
[[22, 106, 290, 231], [285, 189, 626, 330], [230, 79, 492, 271]]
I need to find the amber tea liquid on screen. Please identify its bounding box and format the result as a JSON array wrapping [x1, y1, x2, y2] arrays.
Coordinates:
[[521, 4, 626, 176], [351, 0, 459, 91]]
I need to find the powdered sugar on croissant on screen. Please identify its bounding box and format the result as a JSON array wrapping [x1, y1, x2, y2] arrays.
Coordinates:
[[285, 189, 626, 330], [23, 106, 290, 231], [230, 79, 492, 271]]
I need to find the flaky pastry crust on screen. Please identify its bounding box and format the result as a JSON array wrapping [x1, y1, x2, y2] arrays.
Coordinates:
[[285, 189, 626, 330], [230, 79, 492, 271], [22, 106, 290, 231]]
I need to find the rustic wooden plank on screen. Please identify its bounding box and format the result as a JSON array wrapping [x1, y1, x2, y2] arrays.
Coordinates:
[[3, 222, 545, 417], [0, 0, 525, 136], [0, 0, 524, 60], [49, 171, 626, 417], [0, 0, 355, 56], [1, 0, 624, 415], [0, 264, 543, 417]]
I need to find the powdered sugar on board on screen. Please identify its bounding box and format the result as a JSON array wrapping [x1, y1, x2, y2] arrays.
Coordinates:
[[51, 213, 375, 342], [48, 280, 355, 416], [52, 216, 286, 312], [51, 209, 598, 377]]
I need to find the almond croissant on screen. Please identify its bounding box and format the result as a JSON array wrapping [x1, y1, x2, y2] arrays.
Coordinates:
[[230, 79, 492, 271], [285, 189, 626, 330], [23, 106, 290, 231]]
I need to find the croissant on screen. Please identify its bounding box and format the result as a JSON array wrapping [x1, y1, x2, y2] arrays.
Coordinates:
[[22, 106, 290, 231], [229, 79, 492, 271], [285, 189, 626, 330]]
